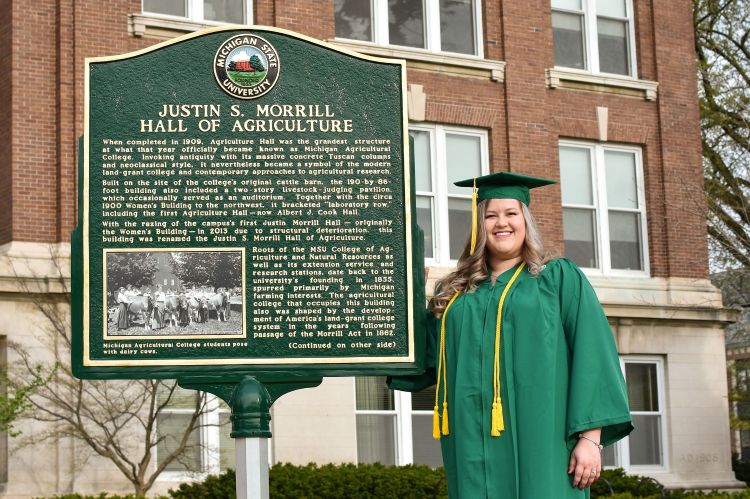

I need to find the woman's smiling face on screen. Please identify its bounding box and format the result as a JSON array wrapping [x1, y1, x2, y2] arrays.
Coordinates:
[[483, 198, 526, 263]]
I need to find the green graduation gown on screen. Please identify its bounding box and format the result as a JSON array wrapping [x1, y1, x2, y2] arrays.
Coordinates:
[[389, 258, 633, 498]]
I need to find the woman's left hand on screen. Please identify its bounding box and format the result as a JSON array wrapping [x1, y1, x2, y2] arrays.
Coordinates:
[[568, 431, 602, 489]]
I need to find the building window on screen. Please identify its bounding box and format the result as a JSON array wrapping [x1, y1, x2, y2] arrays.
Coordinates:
[[551, 0, 636, 76], [410, 124, 489, 264], [156, 384, 234, 476], [354, 377, 443, 466], [732, 361, 750, 459], [334, 0, 483, 56], [355, 377, 396, 464], [143, 0, 252, 24], [602, 357, 666, 469], [559, 141, 648, 275]]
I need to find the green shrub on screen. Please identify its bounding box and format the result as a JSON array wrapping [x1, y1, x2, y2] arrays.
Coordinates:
[[168, 463, 447, 499], [39, 494, 166, 499], [666, 491, 750, 498], [44, 464, 750, 498], [269, 463, 446, 499], [169, 469, 236, 499], [734, 456, 750, 484], [592, 468, 664, 498]]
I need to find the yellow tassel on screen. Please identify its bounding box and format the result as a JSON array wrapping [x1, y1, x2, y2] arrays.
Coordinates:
[[441, 402, 449, 435], [433, 405, 441, 440], [470, 179, 478, 255], [490, 404, 500, 437], [495, 401, 505, 435]]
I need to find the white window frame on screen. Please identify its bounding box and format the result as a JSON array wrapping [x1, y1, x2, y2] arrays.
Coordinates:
[[142, 0, 253, 25], [559, 140, 649, 277], [157, 392, 232, 481], [411, 124, 490, 266], [605, 356, 668, 473], [352, 379, 400, 464], [551, 0, 638, 78], [336, 0, 484, 58], [353, 379, 438, 466]]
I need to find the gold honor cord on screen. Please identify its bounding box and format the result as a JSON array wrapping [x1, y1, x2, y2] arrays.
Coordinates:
[[491, 262, 526, 437], [469, 178, 478, 256], [433, 261, 526, 440], [434, 291, 460, 439]]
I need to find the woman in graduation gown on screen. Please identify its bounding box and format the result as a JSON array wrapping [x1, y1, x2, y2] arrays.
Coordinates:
[[389, 172, 633, 498]]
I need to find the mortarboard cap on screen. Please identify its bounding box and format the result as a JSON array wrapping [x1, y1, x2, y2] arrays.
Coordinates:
[[454, 171, 556, 206], [454, 172, 555, 255]]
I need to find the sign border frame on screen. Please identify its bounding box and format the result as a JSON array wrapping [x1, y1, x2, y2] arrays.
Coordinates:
[[76, 25, 422, 377]]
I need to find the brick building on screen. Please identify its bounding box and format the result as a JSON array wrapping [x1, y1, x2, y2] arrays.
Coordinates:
[[0, 0, 741, 496]]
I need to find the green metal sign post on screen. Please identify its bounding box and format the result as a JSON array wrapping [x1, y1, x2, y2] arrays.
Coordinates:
[[71, 26, 424, 497]]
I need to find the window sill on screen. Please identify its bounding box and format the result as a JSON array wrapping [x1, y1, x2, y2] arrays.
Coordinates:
[[329, 39, 505, 82], [427, 265, 729, 319], [128, 13, 240, 40], [0, 241, 70, 294], [157, 470, 211, 483], [545, 68, 658, 101], [585, 274, 733, 323]]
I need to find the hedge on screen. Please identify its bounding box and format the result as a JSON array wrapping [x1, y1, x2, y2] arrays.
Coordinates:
[[38, 464, 750, 498], [170, 464, 447, 499]]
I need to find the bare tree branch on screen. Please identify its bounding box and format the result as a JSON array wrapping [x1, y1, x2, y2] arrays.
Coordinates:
[[4, 250, 219, 496], [695, 0, 750, 269]]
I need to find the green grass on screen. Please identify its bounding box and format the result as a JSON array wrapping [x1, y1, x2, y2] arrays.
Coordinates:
[[227, 70, 267, 86]]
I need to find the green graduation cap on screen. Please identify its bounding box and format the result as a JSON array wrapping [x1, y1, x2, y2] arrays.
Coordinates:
[[454, 171, 556, 255], [454, 171, 555, 206]]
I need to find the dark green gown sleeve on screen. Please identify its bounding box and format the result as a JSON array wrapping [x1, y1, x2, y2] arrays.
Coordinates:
[[387, 309, 438, 392], [556, 259, 634, 449]]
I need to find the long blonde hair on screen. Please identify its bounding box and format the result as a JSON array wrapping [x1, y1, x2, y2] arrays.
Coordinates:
[[429, 200, 549, 316]]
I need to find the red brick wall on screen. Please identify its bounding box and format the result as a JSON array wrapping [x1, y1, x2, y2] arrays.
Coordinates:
[[258, 0, 334, 40], [0, 0, 12, 243], [634, 0, 657, 81], [403, 0, 706, 277], [651, 0, 708, 277], [4, 0, 148, 245], [57, 0, 76, 241], [484, 0, 504, 62], [12, 0, 59, 242], [499, 0, 560, 251], [0, 0, 708, 278]]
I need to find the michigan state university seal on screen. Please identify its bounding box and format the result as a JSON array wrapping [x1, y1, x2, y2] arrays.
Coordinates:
[[214, 34, 280, 99]]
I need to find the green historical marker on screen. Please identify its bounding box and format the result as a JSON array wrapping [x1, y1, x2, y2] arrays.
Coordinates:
[[71, 26, 425, 387]]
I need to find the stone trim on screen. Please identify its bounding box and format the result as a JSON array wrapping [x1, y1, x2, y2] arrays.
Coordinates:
[[426, 265, 734, 323], [726, 347, 750, 360], [127, 19, 507, 83], [128, 13, 226, 40], [654, 477, 745, 492], [588, 274, 723, 305], [0, 242, 70, 294], [329, 39, 506, 82], [407, 84, 426, 122], [545, 68, 658, 101], [604, 303, 735, 323]]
